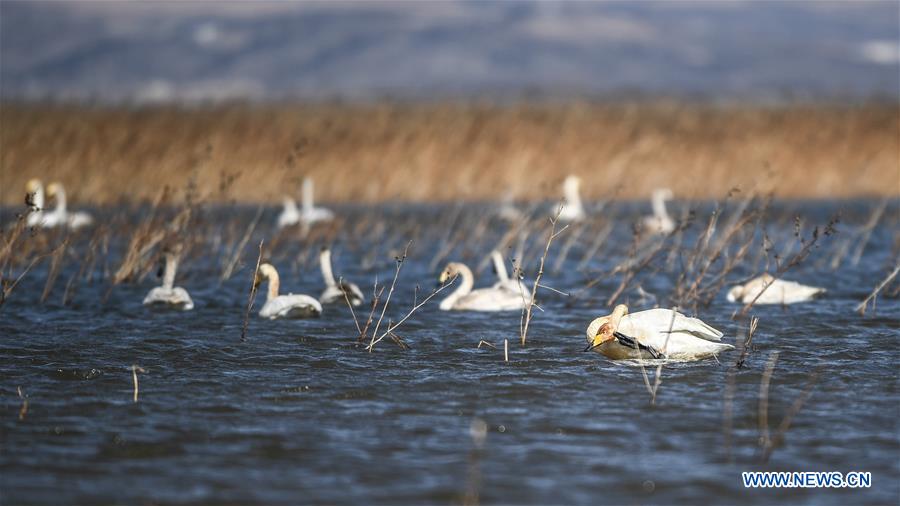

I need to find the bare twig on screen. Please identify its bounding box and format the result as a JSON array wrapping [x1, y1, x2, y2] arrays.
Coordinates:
[[131, 365, 146, 403], [520, 207, 567, 346], [240, 240, 264, 342], [855, 263, 900, 316]]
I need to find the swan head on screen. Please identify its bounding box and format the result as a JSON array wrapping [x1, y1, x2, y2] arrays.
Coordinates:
[[255, 262, 278, 288], [653, 188, 674, 201], [563, 175, 581, 192], [26, 179, 43, 193], [586, 304, 629, 348], [438, 262, 462, 285], [726, 285, 742, 303], [46, 182, 64, 200]]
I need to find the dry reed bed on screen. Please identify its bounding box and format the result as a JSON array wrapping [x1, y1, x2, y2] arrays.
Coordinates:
[[1, 101, 897, 205]]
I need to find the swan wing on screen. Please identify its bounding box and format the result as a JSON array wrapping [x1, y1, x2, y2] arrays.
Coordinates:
[[261, 294, 322, 319], [456, 288, 525, 311], [623, 309, 724, 342]]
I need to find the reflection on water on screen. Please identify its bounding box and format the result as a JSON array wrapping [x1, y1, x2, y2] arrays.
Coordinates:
[[1, 200, 898, 505]]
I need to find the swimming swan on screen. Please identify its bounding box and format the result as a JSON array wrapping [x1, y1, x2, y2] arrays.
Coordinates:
[[438, 262, 526, 311], [586, 304, 732, 361], [46, 182, 94, 230], [557, 175, 586, 222], [277, 196, 301, 229], [143, 249, 194, 310], [300, 177, 334, 225], [642, 188, 674, 234], [255, 263, 322, 319], [318, 247, 364, 306], [25, 179, 62, 228], [490, 250, 529, 297], [726, 274, 825, 305]]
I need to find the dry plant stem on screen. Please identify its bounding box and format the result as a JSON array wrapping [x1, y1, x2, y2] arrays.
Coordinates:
[[369, 242, 411, 352], [520, 209, 567, 346], [762, 369, 822, 464], [758, 351, 780, 456], [0, 255, 43, 308], [17, 386, 28, 421], [240, 240, 264, 342], [131, 365, 146, 403], [855, 263, 900, 316], [340, 276, 362, 334], [850, 199, 887, 266], [477, 340, 497, 350], [504, 339, 509, 363], [735, 316, 759, 369], [221, 205, 264, 282], [366, 277, 455, 352], [41, 240, 68, 303], [737, 222, 832, 318]]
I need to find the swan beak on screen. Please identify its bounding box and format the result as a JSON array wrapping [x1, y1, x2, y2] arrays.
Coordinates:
[[584, 326, 615, 351]]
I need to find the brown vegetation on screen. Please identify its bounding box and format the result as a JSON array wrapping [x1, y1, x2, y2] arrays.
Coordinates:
[[1, 101, 897, 205]]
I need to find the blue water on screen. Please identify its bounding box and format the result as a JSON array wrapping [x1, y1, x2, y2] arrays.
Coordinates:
[[1, 199, 898, 505]]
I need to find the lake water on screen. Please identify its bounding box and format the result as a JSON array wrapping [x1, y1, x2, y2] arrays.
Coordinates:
[[1, 199, 898, 505]]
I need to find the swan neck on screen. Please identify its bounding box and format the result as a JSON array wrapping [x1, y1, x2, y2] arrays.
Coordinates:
[[652, 193, 669, 219], [564, 183, 582, 208], [320, 249, 336, 287], [491, 251, 509, 283], [266, 270, 280, 301], [441, 264, 474, 309], [302, 178, 314, 212], [163, 254, 177, 290]]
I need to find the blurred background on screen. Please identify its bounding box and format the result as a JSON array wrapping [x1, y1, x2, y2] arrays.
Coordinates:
[[1, 0, 898, 204]]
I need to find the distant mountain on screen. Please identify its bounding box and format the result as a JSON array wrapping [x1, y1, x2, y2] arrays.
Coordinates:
[[1, 1, 897, 102]]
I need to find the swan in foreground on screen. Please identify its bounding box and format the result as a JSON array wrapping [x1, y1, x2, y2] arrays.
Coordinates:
[[318, 247, 364, 306], [557, 175, 586, 222], [255, 263, 322, 319], [727, 274, 826, 305], [438, 262, 526, 311], [585, 304, 732, 361], [143, 248, 194, 310], [46, 182, 94, 229], [642, 188, 675, 234]]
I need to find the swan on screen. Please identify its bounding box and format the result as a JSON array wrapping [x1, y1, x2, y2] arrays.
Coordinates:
[[497, 190, 523, 222], [143, 248, 194, 310], [318, 247, 364, 306], [24, 179, 62, 228], [642, 188, 675, 234], [46, 182, 94, 230], [557, 175, 586, 222], [255, 263, 322, 319], [438, 262, 527, 311], [585, 304, 732, 361], [277, 196, 300, 229], [489, 250, 529, 297], [727, 274, 826, 305], [300, 177, 334, 225]]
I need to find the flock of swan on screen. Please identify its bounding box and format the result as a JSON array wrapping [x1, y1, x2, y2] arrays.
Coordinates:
[[23, 176, 828, 362]]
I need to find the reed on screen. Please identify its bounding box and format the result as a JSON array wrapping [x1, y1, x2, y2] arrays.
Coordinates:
[[2, 102, 897, 205]]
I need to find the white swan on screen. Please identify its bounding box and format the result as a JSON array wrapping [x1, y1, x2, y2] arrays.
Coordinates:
[[25, 179, 62, 228], [143, 249, 194, 310], [489, 250, 529, 297], [277, 196, 300, 229], [557, 175, 586, 222], [46, 182, 94, 230], [642, 188, 674, 234], [318, 247, 364, 306], [727, 274, 826, 305], [438, 262, 526, 311], [497, 190, 523, 222], [586, 304, 732, 361], [300, 177, 334, 225], [255, 263, 322, 319]]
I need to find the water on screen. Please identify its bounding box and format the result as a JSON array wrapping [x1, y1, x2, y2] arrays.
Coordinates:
[[1, 200, 898, 505]]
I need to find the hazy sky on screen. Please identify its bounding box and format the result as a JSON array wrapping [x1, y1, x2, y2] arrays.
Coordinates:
[[1, 1, 897, 102]]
